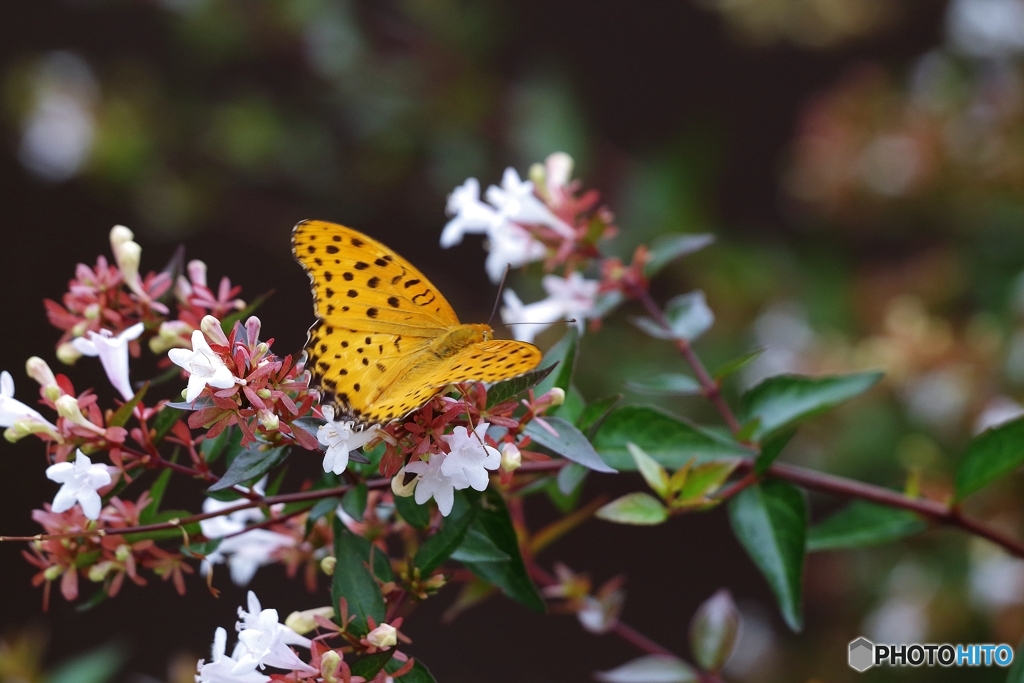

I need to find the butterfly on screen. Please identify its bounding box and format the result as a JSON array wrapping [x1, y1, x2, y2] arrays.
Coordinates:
[[292, 220, 543, 426]]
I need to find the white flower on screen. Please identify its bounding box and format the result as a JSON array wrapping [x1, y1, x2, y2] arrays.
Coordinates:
[[168, 329, 241, 402], [404, 455, 460, 516], [200, 483, 294, 586], [440, 423, 500, 491], [196, 627, 271, 683], [484, 221, 548, 283], [440, 178, 503, 248], [501, 272, 600, 343], [366, 623, 398, 649], [71, 323, 145, 401], [0, 370, 54, 429], [45, 450, 112, 519], [486, 168, 573, 237], [233, 592, 315, 675], [317, 404, 380, 475]]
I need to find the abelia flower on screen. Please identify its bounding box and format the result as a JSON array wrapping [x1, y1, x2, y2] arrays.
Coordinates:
[[0, 370, 54, 429], [168, 327, 242, 402], [317, 405, 380, 475], [200, 485, 294, 586], [502, 272, 600, 343], [232, 592, 315, 675], [404, 455, 459, 516], [439, 423, 500, 491], [45, 450, 112, 520], [71, 322, 144, 400], [196, 627, 271, 683]]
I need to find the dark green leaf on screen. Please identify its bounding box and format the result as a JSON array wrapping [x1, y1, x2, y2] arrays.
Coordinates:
[[387, 659, 437, 683], [594, 406, 753, 470], [49, 643, 125, 683], [151, 405, 182, 444], [486, 364, 557, 408], [955, 417, 1024, 501], [535, 328, 578, 395], [576, 394, 622, 434], [451, 528, 511, 563], [394, 492, 430, 529], [1006, 636, 1024, 683], [644, 233, 715, 276], [713, 349, 764, 381], [555, 384, 586, 423], [630, 292, 714, 342], [727, 481, 807, 631], [140, 467, 173, 524], [209, 445, 289, 491], [807, 502, 927, 551], [349, 651, 394, 679], [200, 425, 235, 465], [415, 493, 476, 574], [627, 373, 702, 396], [165, 397, 215, 411], [304, 497, 341, 536], [75, 588, 110, 613], [124, 509, 200, 543], [557, 462, 588, 496], [754, 427, 796, 475], [524, 416, 616, 473], [460, 489, 545, 613], [740, 372, 883, 440], [341, 484, 368, 521], [108, 383, 148, 428], [331, 519, 385, 634]]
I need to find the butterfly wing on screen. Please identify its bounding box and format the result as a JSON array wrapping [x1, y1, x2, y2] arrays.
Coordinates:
[[292, 220, 459, 335]]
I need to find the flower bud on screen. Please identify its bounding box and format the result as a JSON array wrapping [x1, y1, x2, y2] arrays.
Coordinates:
[[55, 395, 103, 433], [256, 388, 272, 399], [26, 356, 56, 389], [56, 342, 82, 365], [109, 224, 134, 249], [43, 565, 64, 582], [200, 315, 229, 347], [149, 321, 193, 354], [89, 561, 115, 582], [5, 418, 61, 444], [366, 623, 397, 649], [391, 467, 418, 497], [83, 303, 101, 321], [528, 162, 548, 198], [545, 387, 565, 406], [500, 442, 522, 472], [114, 544, 132, 562], [258, 410, 280, 431], [187, 259, 208, 288], [43, 385, 63, 403], [285, 606, 335, 635], [320, 556, 337, 576], [319, 650, 342, 683]]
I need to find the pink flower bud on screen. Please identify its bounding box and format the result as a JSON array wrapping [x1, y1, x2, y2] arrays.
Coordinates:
[[319, 650, 342, 683], [187, 259, 208, 288], [500, 442, 522, 472], [200, 315, 229, 347]]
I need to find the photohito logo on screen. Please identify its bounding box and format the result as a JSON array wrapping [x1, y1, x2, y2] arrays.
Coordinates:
[[848, 637, 1014, 671]]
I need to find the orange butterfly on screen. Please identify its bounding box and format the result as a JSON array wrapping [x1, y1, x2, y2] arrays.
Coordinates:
[[292, 220, 542, 425]]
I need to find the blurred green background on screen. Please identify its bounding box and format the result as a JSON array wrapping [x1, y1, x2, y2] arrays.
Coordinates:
[[3, 1, 1024, 682]]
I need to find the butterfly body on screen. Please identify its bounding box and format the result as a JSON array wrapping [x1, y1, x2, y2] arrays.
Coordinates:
[[292, 220, 542, 425]]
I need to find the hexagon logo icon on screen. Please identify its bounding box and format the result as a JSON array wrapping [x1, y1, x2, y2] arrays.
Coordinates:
[[849, 637, 875, 672]]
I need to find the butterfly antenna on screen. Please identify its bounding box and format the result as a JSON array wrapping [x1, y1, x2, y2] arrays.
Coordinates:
[[487, 264, 513, 325]]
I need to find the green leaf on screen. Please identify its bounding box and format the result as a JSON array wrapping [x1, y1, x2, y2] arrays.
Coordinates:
[[595, 655, 698, 683], [727, 481, 807, 631], [486, 364, 557, 408], [209, 445, 289, 491], [535, 328, 578, 395], [123, 509, 201, 543], [524, 416, 616, 473], [107, 383, 148, 428], [331, 519, 385, 634], [341, 483, 368, 521], [628, 443, 669, 498], [713, 348, 764, 381], [955, 417, 1024, 501], [388, 659, 437, 683], [200, 425, 236, 465], [594, 406, 753, 470], [394, 492, 430, 529], [807, 502, 926, 551], [414, 493, 476, 574], [349, 651, 394, 679], [576, 394, 622, 434], [555, 384, 586, 423], [678, 460, 738, 501], [1006, 636, 1024, 683], [644, 233, 715, 277], [627, 373, 702, 397], [754, 427, 796, 475], [151, 405, 182, 444], [140, 467, 173, 524], [596, 493, 669, 525], [305, 497, 341, 534], [49, 643, 125, 683], [451, 528, 511, 563], [631, 291, 714, 341], [689, 589, 740, 673], [740, 372, 883, 440], [556, 462, 588, 496], [459, 488, 545, 613]]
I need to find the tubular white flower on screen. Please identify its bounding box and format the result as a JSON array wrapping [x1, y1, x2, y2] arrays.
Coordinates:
[[110, 225, 144, 296], [404, 455, 461, 516], [484, 221, 548, 283], [502, 272, 599, 343], [440, 178, 502, 248], [232, 592, 315, 675], [196, 627, 271, 683], [317, 404, 380, 475], [486, 167, 573, 238], [71, 322, 145, 401], [0, 370, 55, 429], [440, 423, 500, 491], [45, 450, 112, 519], [168, 329, 241, 402]]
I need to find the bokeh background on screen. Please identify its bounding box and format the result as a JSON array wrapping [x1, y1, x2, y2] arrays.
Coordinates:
[[3, 1, 1024, 682]]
